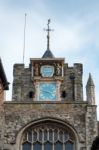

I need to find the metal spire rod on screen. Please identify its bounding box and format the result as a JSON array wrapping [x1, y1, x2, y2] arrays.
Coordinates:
[[23, 13, 27, 64], [44, 19, 54, 50]]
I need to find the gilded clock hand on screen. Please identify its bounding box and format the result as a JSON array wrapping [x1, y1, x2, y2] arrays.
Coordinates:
[[40, 90, 53, 94]]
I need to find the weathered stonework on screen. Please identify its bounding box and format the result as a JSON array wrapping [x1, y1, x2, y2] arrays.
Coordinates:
[[0, 101, 97, 150], [12, 61, 83, 102], [0, 52, 98, 150], [12, 64, 35, 102]]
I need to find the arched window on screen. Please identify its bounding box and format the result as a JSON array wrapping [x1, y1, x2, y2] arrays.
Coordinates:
[[21, 122, 75, 150]]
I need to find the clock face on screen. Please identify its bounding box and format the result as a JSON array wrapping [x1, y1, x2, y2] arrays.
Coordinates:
[[41, 65, 54, 77], [39, 83, 56, 101]]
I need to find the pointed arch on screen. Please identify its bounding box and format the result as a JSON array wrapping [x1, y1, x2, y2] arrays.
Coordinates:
[[15, 117, 79, 150]]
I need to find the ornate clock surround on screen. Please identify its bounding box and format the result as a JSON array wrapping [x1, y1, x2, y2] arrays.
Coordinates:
[[40, 65, 54, 77], [30, 58, 64, 101]]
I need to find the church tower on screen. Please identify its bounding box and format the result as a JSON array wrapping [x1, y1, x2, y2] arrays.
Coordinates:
[[12, 20, 83, 103], [0, 20, 98, 150]]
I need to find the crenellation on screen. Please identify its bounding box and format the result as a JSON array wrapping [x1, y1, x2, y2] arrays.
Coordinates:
[[12, 64, 35, 101], [13, 64, 24, 76]]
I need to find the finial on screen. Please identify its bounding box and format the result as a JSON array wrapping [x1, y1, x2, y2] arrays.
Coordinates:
[[87, 73, 94, 86], [44, 19, 54, 51], [86, 73, 95, 105]]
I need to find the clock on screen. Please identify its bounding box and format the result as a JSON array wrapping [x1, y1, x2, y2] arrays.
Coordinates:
[[41, 65, 54, 77], [39, 83, 57, 101]]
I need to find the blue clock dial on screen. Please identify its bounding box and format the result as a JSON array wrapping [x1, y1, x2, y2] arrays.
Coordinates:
[[39, 83, 56, 101]]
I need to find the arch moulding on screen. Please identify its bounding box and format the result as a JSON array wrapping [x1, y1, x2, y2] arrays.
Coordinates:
[[14, 117, 80, 150]]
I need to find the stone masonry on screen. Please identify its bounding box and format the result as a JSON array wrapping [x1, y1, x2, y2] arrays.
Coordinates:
[[12, 62, 83, 102], [1, 101, 98, 150], [0, 50, 98, 150]]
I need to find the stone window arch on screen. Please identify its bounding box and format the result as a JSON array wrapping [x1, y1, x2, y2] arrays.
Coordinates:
[[21, 120, 76, 150]]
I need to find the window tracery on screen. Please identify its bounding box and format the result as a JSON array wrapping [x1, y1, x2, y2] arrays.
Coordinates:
[[22, 122, 75, 150]]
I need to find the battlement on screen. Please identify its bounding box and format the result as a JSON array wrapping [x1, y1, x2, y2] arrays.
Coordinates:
[[12, 60, 83, 102]]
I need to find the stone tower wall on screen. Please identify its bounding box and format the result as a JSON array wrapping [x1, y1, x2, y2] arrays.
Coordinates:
[[63, 63, 83, 101], [85, 106, 98, 150], [12, 64, 35, 101], [12, 63, 83, 102], [1, 102, 97, 150]]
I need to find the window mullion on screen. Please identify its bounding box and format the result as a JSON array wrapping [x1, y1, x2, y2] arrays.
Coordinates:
[[63, 131, 65, 150], [53, 143, 54, 150], [53, 129, 54, 150], [32, 130, 33, 150], [42, 143, 44, 150], [48, 129, 49, 141], [63, 143, 65, 150], [42, 130, 44, 150]]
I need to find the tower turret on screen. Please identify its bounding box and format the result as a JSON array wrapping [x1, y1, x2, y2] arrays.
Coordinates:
[[86, 73, 95, 105]]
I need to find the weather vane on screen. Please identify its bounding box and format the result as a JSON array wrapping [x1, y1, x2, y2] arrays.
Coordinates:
[[44, 19, 54, 50]]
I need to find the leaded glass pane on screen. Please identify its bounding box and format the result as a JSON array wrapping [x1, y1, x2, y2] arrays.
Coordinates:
[[28, 131, 32, 142], [64, 131, 69, 142], [22, 142, 31, 150], [44, 129, 47, 142], [54, 129, 58, 142], [49, 129, 53, 142], [39, 130, 43, 142], [59, 130, 63, 142], [34, 142, 42, 150], [55, 141, 63, 150], [44, 142, 52, 150], [33, 131, 37, 142], [65, 141, 73, 150]]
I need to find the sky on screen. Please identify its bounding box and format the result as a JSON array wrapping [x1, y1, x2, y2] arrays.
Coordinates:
[[0, 0, 99, 118]]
